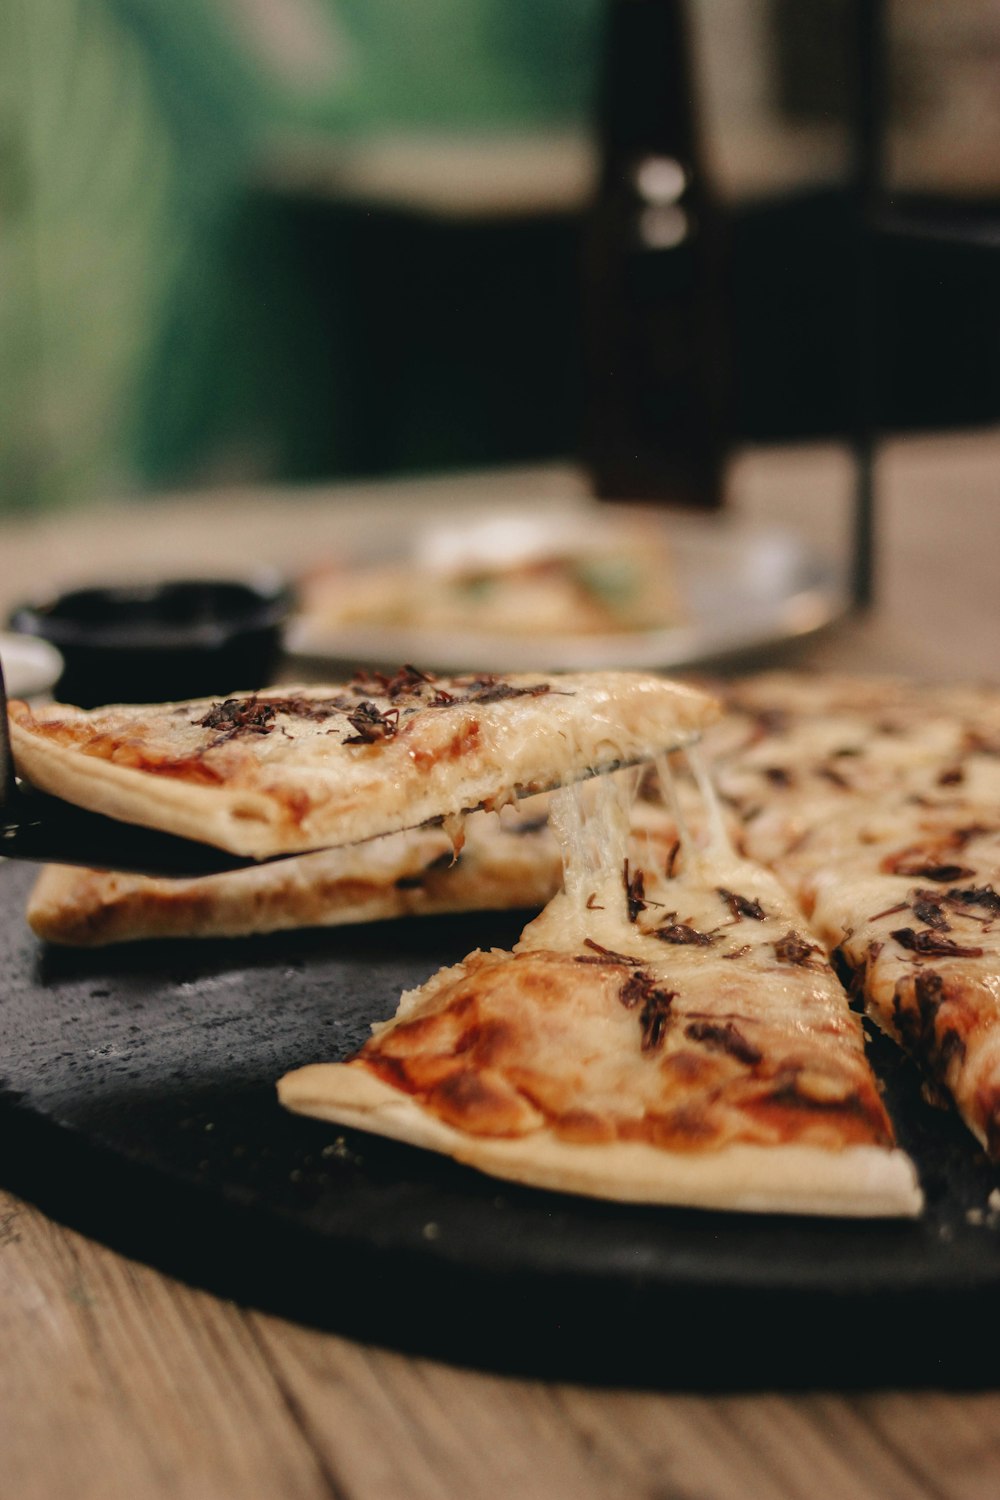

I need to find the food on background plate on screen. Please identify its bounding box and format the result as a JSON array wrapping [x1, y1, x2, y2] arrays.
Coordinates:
[[298, 510, 685, 638], [6, 667, 715, 860]]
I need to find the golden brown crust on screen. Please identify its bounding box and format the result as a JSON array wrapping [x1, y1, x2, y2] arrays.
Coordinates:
[[278, 1062, 920, 1216]]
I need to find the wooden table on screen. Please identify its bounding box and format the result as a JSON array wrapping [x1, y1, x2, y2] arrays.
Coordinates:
[[3, 433, 1000, 1499]]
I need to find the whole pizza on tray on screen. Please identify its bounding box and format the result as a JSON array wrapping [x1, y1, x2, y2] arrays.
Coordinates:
[[10, 666, 1000, 1218]]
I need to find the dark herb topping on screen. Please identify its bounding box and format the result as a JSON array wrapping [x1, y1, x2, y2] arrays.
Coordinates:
[[465, 680, 552, 706], [938, 765, 965, 786], [578, 938, 642, 966], [261, 693, 356, 718], [892, 970, 951, 1077], [882, 829, 989, 882], [343, 701, 400, 745], [349, 664, 435, 700], [585, 893, 604, 911], [890, 928, 984, 958], [684, 1019, 762, 1066], [345, 665, 558, 711], [384, 664, 435, 697], [721, 944, 752, 960], [910, 895, 951, 932], [773, 929, 821, 967], [194, 696, 277, 742], [817, 764, 853, 790], [945, 885, 1000, 915], [718, 888, 767, 921], [762, 766, 794, 787], [618, 970, 677, 1053], [869, 901, 910, 923], [624, 860, 647, 922], [665, 839, 681, 878], [639, 993, 675, 1053], [654, 921, 715, 948], [884, 855, 975, 883]]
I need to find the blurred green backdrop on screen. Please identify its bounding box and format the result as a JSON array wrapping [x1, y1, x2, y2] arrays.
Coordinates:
[[5, 1, 998, 516], [0, 0, 602, 512]]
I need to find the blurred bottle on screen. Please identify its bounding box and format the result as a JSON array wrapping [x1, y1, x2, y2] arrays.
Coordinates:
[[583, 0, 730, 507]]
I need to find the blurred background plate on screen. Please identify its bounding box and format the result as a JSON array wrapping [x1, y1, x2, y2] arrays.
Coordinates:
[[0, 633, 63, 700], [286, 511, 846, 675]]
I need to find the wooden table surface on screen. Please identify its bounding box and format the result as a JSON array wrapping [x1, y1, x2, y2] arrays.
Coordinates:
[[3, 433, 1000, 1499]]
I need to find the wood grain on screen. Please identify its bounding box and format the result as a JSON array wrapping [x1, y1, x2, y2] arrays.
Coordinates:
[[6, 1185, 1000, 1500], [0, 1190, 330, 1500]]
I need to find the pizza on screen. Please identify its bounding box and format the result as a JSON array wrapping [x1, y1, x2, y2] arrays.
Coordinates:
[[7, 667, 716, 859], [16, 664, 1000, 1215], [279, 773, 921, 1217]]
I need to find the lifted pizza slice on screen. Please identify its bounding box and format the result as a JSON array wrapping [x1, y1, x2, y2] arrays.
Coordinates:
[[7, 668, 717, 859]]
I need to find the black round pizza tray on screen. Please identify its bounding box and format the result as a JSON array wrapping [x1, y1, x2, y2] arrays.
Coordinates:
[[2, 859, 999, 1390]]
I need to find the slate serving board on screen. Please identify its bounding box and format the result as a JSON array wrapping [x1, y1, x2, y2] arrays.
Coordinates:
[[2, 858, 999, 1389]]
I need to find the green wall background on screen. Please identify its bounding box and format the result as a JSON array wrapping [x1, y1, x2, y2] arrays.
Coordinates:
[[0, 0, 602, 512]]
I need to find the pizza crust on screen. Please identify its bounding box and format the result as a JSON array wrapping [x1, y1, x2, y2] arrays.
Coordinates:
[[278, 1062, 922, 1217]]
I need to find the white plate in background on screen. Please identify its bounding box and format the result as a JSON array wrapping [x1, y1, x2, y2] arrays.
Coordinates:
[[0, 633, 64, 699], [286, 508, 847, 675]]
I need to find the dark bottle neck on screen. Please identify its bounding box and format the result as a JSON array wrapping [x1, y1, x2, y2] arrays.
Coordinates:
[[583, 0, 730, 507], [597, 0, 702, 186]]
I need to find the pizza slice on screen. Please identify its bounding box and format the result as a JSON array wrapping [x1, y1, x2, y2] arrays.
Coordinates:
[[279, 775, 921, 1217], [24, 794, 686, 947], [25, 801, 562, 946], [7, 668, 717, 859]]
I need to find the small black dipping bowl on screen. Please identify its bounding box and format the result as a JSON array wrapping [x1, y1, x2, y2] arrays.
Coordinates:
[[9, 575, 294, 707]]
